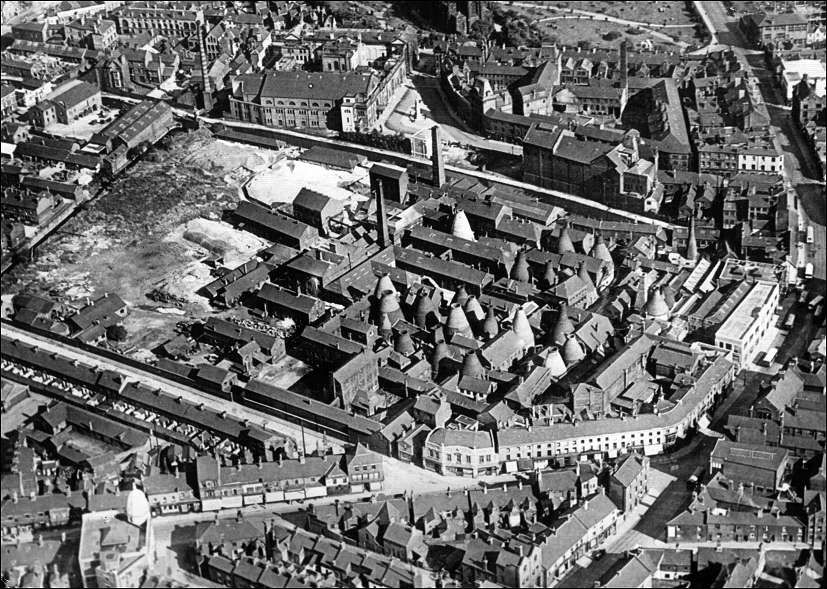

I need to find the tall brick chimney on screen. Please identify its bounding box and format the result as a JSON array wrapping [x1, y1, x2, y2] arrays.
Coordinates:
[[198, 24, 213, 112], [376, 180, 390, 247], [431, 125, 445, 188]]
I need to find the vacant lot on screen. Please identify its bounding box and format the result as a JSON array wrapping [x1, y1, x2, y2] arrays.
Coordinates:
[[2, 129, 281, 352], [3, 129, 364, 356]]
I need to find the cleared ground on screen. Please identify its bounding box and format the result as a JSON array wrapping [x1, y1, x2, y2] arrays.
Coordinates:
[[0, 129, 355, 356]]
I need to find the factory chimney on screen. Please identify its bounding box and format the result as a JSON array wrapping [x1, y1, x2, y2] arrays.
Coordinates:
[[431, 125, 445, 188], [376, 180, 390, 248], [198, 24, 214, 112]]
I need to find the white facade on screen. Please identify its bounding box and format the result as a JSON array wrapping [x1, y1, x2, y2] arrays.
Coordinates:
[[781, 59, 827, 102], [738, 149, 784, 174], [715, 280, 780, 368], [497, 355, 735, 470]]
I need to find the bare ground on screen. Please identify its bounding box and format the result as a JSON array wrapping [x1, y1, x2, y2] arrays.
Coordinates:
[[2, 129, 283, 353]]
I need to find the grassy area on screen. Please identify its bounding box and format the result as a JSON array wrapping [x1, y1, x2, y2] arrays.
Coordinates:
[[535, 17, 683, 48], [504, 1, 704, 48], [543, 1, 698, 27]]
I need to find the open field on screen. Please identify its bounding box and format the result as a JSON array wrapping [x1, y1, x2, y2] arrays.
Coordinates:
[[536, 17, 689, 49], [505, 1, 703, 48], [541, 1, 699, 27]]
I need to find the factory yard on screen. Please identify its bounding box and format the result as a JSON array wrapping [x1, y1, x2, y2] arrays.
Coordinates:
[[245, 156, 371, 208], [43, 106, 121, 142], [1, 129, 366, 355]]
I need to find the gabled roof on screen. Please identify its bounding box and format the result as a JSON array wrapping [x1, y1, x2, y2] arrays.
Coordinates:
[[612, 452, 646, 487]]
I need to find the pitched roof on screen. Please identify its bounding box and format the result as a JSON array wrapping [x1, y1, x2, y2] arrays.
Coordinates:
[[612, 452, 646, 487]]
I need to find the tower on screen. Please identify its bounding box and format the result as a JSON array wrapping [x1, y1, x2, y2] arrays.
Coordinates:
[[619, 40, 628, 92], [686, 215, 698, 263], [619, 40, 629, 115], [375, 179, 390, 247], [197, 24, 213, 112], [431, 125, 446, 188]]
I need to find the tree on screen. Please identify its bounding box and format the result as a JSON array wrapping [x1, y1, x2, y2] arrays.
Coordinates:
[[106, 325, 128, 342], [469, 19, 494, 44], [603, 30, 622, 41]]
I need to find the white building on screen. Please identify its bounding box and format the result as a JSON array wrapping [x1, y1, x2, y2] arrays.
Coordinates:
[[423, 428, 497, 477], [715, 280, 780, 369], [737, 147, 784, 174], [781, 59, 827, 102], [78, 489, 153, 588]]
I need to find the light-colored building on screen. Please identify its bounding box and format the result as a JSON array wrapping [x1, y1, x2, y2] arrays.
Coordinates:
[[78, 489, 153, 588], [737, 146, 784, 174], [715, 280, 780, 368], [33, 79, 101, 126], [781, 59, 827, 102], [497, 355, 735, 470], [423, 428, 498, 477]]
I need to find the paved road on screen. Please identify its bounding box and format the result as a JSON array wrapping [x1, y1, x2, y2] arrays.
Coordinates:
[[1, 321, 341, 453], [608, 364, 767, 554]]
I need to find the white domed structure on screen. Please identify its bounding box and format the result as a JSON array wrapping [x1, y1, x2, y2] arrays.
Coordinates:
[[556, 223, 575, 254], [463, 295, 485, 323], [451, 210, 476, 241], [445, 304, 473, 338], [544, 347, 567, 377], [373, 273, 396, 300], [590, 234, 613, 267], [646, 287, 670, 320], [562, 334, 585, 365], [126, 488, 150, 527], [512, 307, 534, 348], [375, 290, 404, 325]]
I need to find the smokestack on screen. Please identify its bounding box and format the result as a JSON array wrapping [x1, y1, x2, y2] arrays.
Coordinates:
[[375, 179, 390, 247], [619, 40, 628, 90], [431, 125, 445, 188], [198, 24, 214, 112]]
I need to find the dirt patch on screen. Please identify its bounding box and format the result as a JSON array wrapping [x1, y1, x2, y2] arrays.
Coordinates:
[[1, 129, 275, 353]]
